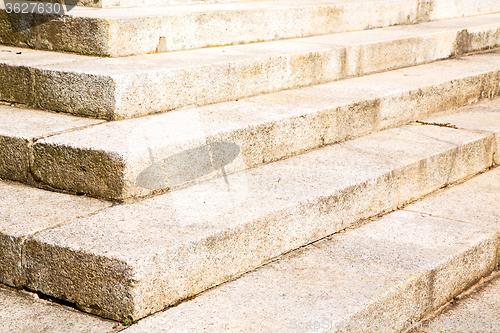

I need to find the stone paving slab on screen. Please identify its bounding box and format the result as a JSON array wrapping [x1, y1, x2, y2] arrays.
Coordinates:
[[0, 285, 120, 333], [19, 116, 496, 320], [25, 52, 500, 199], [1, 14, 499, 118], [0, 103, 104, 182], [120, 210, 498, 332]]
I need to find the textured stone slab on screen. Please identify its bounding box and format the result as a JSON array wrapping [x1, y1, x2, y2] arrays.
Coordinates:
[[0, 103, 104, 182], [8, 2, 500, 56], [1, 14, 500, 118], [22, 120, 496, 320], [418, 104, 500, 165], [120, 211, 498, 332], [0, 286, 119, 333], [0, 180, 111, 288], [413, 272, 500, 333], [407, 167, 500, 237], [0, 0, 418, 56], [28, 52, 500, 199]]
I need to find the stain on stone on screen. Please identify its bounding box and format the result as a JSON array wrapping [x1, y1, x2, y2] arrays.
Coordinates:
[[417, 0, 433, 23], [156, 36, 167, 53], [454, 29, 472, 56]]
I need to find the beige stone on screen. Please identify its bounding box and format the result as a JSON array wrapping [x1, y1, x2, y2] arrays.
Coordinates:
[[2, 0, 500, 56], [0, 0, 417, 56], [0, 15, 499, 118], [0, 286, 119, 333], [413, 272, 500, 333], [0, 104, 103, 182], [23, 121, 496, 320], [0, 180, 111, 288], [121, 211, 498, 332], [407, 167, 500, 234], [29, 54, 500, 199]]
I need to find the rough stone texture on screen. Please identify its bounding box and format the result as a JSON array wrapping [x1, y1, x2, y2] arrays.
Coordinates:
[[0, 180, 111, 288], [418, 0, 500, 22], [28, 54, 500, 199], [412, 272, 500, 333], [22, 121, 496, 320], [0, 0, 418, 56], [120, 211, 498, 332], [1, 15, 500, 118], [419, 103, 500, 165], [0, 286, 119, 333], [2, 0, 500, 54], [0, 103, 104, 182], [407, 166, 500, 261]]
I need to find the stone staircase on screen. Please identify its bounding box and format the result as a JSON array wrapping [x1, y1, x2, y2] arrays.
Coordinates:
[[1, 0, 500, 327]]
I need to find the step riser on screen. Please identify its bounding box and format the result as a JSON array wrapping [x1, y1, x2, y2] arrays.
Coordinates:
[[2, 21, 499, 120], [1, 0, 418, 56], [27, 65, 500, 200], [18, 122, 498, 320]]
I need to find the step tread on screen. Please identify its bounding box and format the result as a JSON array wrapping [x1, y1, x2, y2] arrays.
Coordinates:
[[16, 50, 500, 199], [0, 103, 104, 139], [3, 100, 497, 319], [2, 13, 499, 119], [120, 210, 498, 332]]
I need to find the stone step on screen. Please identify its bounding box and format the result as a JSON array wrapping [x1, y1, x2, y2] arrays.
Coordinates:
[[413, 271, 500, 333], [1, 100, 498, 321], [1, 50, 498, 200], [4, 0, 499, 57], [119, 166, 500, 332], [0, 0, 418, 56], [1, 14, 500, 119]]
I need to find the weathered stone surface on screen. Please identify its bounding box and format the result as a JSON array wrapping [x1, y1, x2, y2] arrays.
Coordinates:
[[413, 272, 500, 333], [2, 0, 500, 55], [1, 15, 500, 118], [0, 180, 111, 288], [418, 0, 500, 22], [23, 120, 496, 320], [120, 211, 498, 332], [0, 103, 103, 182], [418, 105, 500, 165], [407, 167, 500, 240], [28, 53, 500, 199], [0, 286, 119, 333], [0, 0, 417, 55]]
